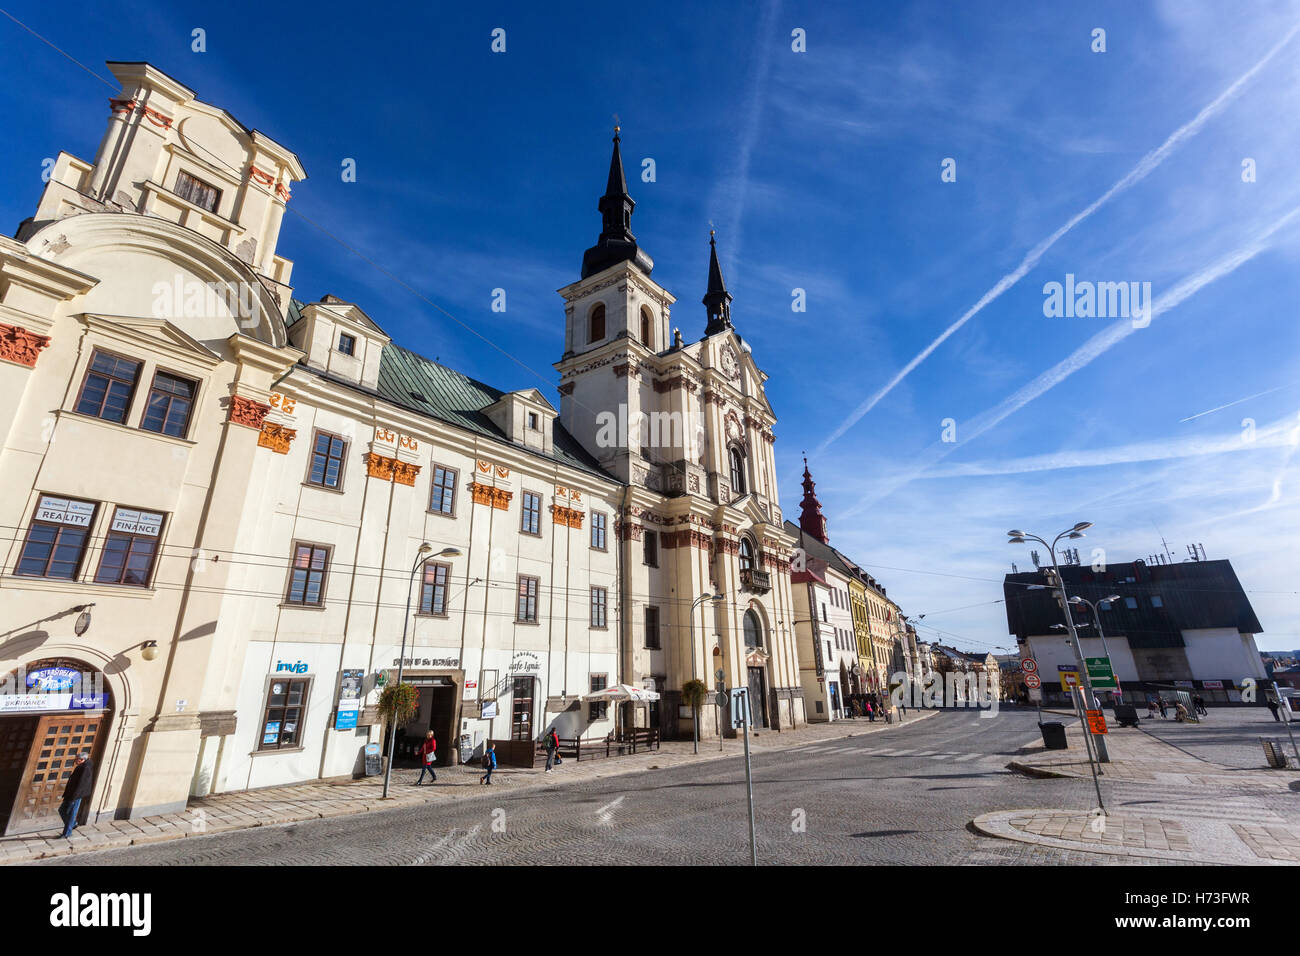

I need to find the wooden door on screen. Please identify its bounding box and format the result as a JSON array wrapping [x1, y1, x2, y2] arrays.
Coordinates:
[[511, 677, 534, 741], [747, 667, 769, 728], [0, 716, 39, 833], [4, 713, 104, 836]]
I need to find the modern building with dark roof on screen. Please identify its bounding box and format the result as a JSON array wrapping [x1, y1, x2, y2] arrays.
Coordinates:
[[1004, 558, 1268, 704]]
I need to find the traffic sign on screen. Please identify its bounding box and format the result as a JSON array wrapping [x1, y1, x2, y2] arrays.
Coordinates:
[[1024, 672, 1042, 689], [729, 688, 751, 729], [1085, 656, 1117, 689], [1085, 709, 1108, 735], [715, 669, 725, 681], [1021, 657, 1038, 675], [715, 691, 728, 708], [1027, 685, 1043, 703], [1059, 670, 1079, 691]]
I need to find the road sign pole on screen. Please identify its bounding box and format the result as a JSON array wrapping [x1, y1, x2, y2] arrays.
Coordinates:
[[1272, 682, 1300, 767], [740, 688, 757, 866], [1073, 687, 1105, 812]]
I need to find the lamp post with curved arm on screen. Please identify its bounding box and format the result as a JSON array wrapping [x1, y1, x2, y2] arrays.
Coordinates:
[[1070, 594, 1123, 702], [382, 542, 462, 799], [689, 592, 725, 754], [1008, 522, 1109, 764]]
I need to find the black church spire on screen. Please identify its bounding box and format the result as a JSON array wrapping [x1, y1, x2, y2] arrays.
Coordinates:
[[581, 127, 654, 279], [703, 230, 733, 335]]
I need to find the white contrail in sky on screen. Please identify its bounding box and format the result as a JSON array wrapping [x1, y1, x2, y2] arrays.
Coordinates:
[[839, 203, 1300, 514], [1178, 382, 1296, 422], [813, 21, 1300, 456]]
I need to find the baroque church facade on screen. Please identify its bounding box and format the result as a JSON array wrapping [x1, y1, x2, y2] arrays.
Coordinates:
[[0, 62, 804, 830]]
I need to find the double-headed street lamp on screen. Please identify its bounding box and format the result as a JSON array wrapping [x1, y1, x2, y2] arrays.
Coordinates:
[[1008, 522, 1109, 763], [1070, 594, 1122, 701], [382, 542, 462, 799], [690, 591, 725, 754]]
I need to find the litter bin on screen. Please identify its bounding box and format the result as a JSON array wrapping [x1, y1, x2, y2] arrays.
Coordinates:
[[1039, 721, 1068, 750]]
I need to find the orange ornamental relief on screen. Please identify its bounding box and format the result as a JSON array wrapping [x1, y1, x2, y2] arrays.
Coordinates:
[[268, 393, 296, 415], [477, 460, 492, 474], [374, 427, 396, 444], [391, 461, 420, 487], [549, 505, 584, 529], [363, 452, 420, 486], [257, 422, 297, 454], [228, 395, 271, 429], [469, 481, 511, 510], [0, 322, 52, 368]]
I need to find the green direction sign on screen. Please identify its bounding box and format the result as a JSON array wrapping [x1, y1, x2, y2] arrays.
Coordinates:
[[1085, 656, 1117, 689]]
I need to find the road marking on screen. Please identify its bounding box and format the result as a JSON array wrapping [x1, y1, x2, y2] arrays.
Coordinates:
[[953, 753, 981, 762]]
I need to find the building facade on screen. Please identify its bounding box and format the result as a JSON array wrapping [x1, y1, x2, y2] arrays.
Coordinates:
[[0, 63, 805, 832]]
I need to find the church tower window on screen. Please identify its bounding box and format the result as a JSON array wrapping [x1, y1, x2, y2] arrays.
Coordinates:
[[640, 305, 653, 348], [729, 444, 747, 496], [589, 303, 606, 343]]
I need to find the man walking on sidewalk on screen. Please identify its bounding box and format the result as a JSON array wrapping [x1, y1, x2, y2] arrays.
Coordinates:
[[544, 728, 560, 772], [1267, 697, 1282, 722], [480, 744, 497, 785], [58, 752, 94, 839]]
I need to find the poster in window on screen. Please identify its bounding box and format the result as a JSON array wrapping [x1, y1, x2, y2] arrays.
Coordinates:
[[262, 721, 281, 745], [35, 495, 95, 527]]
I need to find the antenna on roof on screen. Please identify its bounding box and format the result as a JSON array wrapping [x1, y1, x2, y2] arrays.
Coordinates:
[[1030, 550, 1041, 568], [1186, 543, 1206, 562], [1010, 562, 1018, 574]]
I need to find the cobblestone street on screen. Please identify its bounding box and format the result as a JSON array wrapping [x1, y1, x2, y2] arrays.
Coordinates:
[[33, 708, 1286, 866]]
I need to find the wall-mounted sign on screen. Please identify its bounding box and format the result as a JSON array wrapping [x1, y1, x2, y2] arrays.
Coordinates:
[[110, 508, 164, 536], [26, 666, 84, 692], [0, 693, 106, 713], [35, 495, 94, 527], [335, 668, 364, 730], [511, 651, 540, 674], [480, 700, 498, 719], [392, 656, 460, 668], [275, 660, 309, 674], [1202, 680, 1224, 689]]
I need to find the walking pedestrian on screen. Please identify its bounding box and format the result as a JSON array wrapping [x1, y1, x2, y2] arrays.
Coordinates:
[[58, 752, 94, 839], [544, 727, 560, 772], [415, 730, 437, 784], [1157, 696, 1168, 719], [479, 743, 497, 784], [865, 699, 875, 722], [1267, 697, 1282, 722], [1194, 694, 1208, 717], [1146, 697, 1158, 720]]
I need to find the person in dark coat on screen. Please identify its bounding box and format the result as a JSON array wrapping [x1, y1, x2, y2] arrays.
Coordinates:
[[544, 728, 560, 772], [1267, 697, 1282, 722], [59, 753, 94, 839]]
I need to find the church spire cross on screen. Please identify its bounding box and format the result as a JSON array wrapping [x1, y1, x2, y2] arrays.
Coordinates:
[[702, 229, 734, 335], [581, 126, 653, 279]]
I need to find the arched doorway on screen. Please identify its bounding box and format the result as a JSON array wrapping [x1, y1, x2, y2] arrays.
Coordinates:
[[742, 609, 769, 729], [0, 658, 113, 835]]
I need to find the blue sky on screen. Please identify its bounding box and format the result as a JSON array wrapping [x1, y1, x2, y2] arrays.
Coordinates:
[[3, 0, 1299, 653]]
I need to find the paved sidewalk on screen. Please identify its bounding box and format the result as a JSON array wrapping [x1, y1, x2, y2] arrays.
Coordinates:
[[1008, 716, 1300, 791], [972, 715, 1300, 864], [0, 709, 937, 864]]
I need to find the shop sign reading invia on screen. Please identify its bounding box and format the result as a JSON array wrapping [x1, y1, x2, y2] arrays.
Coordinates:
[[275, 660, 309, 674]]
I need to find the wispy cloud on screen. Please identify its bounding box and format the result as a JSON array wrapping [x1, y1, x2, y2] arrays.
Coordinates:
[[813, 20, 1300, 456]]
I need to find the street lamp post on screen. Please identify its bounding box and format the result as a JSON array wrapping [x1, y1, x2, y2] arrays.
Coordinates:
[[689, 592, 725, 755], [382, 543, 462, 799], [1008, 523, 1110, 763], [1070, 594, 1123, 702]]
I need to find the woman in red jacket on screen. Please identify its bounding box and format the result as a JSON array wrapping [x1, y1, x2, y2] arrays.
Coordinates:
[[416, 730, 438, 784]]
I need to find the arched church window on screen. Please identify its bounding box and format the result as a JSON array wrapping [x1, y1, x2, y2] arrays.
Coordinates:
[[640, 306, 653, 348], [729, 444, 747, 496], [589, 303, 606, 343], [743, 609, 763, 648]]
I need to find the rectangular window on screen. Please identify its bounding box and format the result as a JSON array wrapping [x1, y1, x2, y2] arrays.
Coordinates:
[[139, 370, 196, 438], [429, 465, 457, 515], [1124, 597, 1138, 609], [643, 530, 658, 567], [338, 332, 356, 356], [15, 495, 96, 580], [75, 350, 140, 425], [589, 673, 608, 721], [591, 587, 607, 628], [94, 506, 164, 587], [521, 491, 541, 535], [258, 676, 310, 751], [517, 575, 539, 623], [644, 606, 660, 650], [527, 412, 538, 430], [286, 543, 329, 606], [307, 431, 347, 489], [175, 170, 220, 213], [1150, 595, 1164, 608], [419, 562, 450, 615], [591, 511, 607, 550]]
